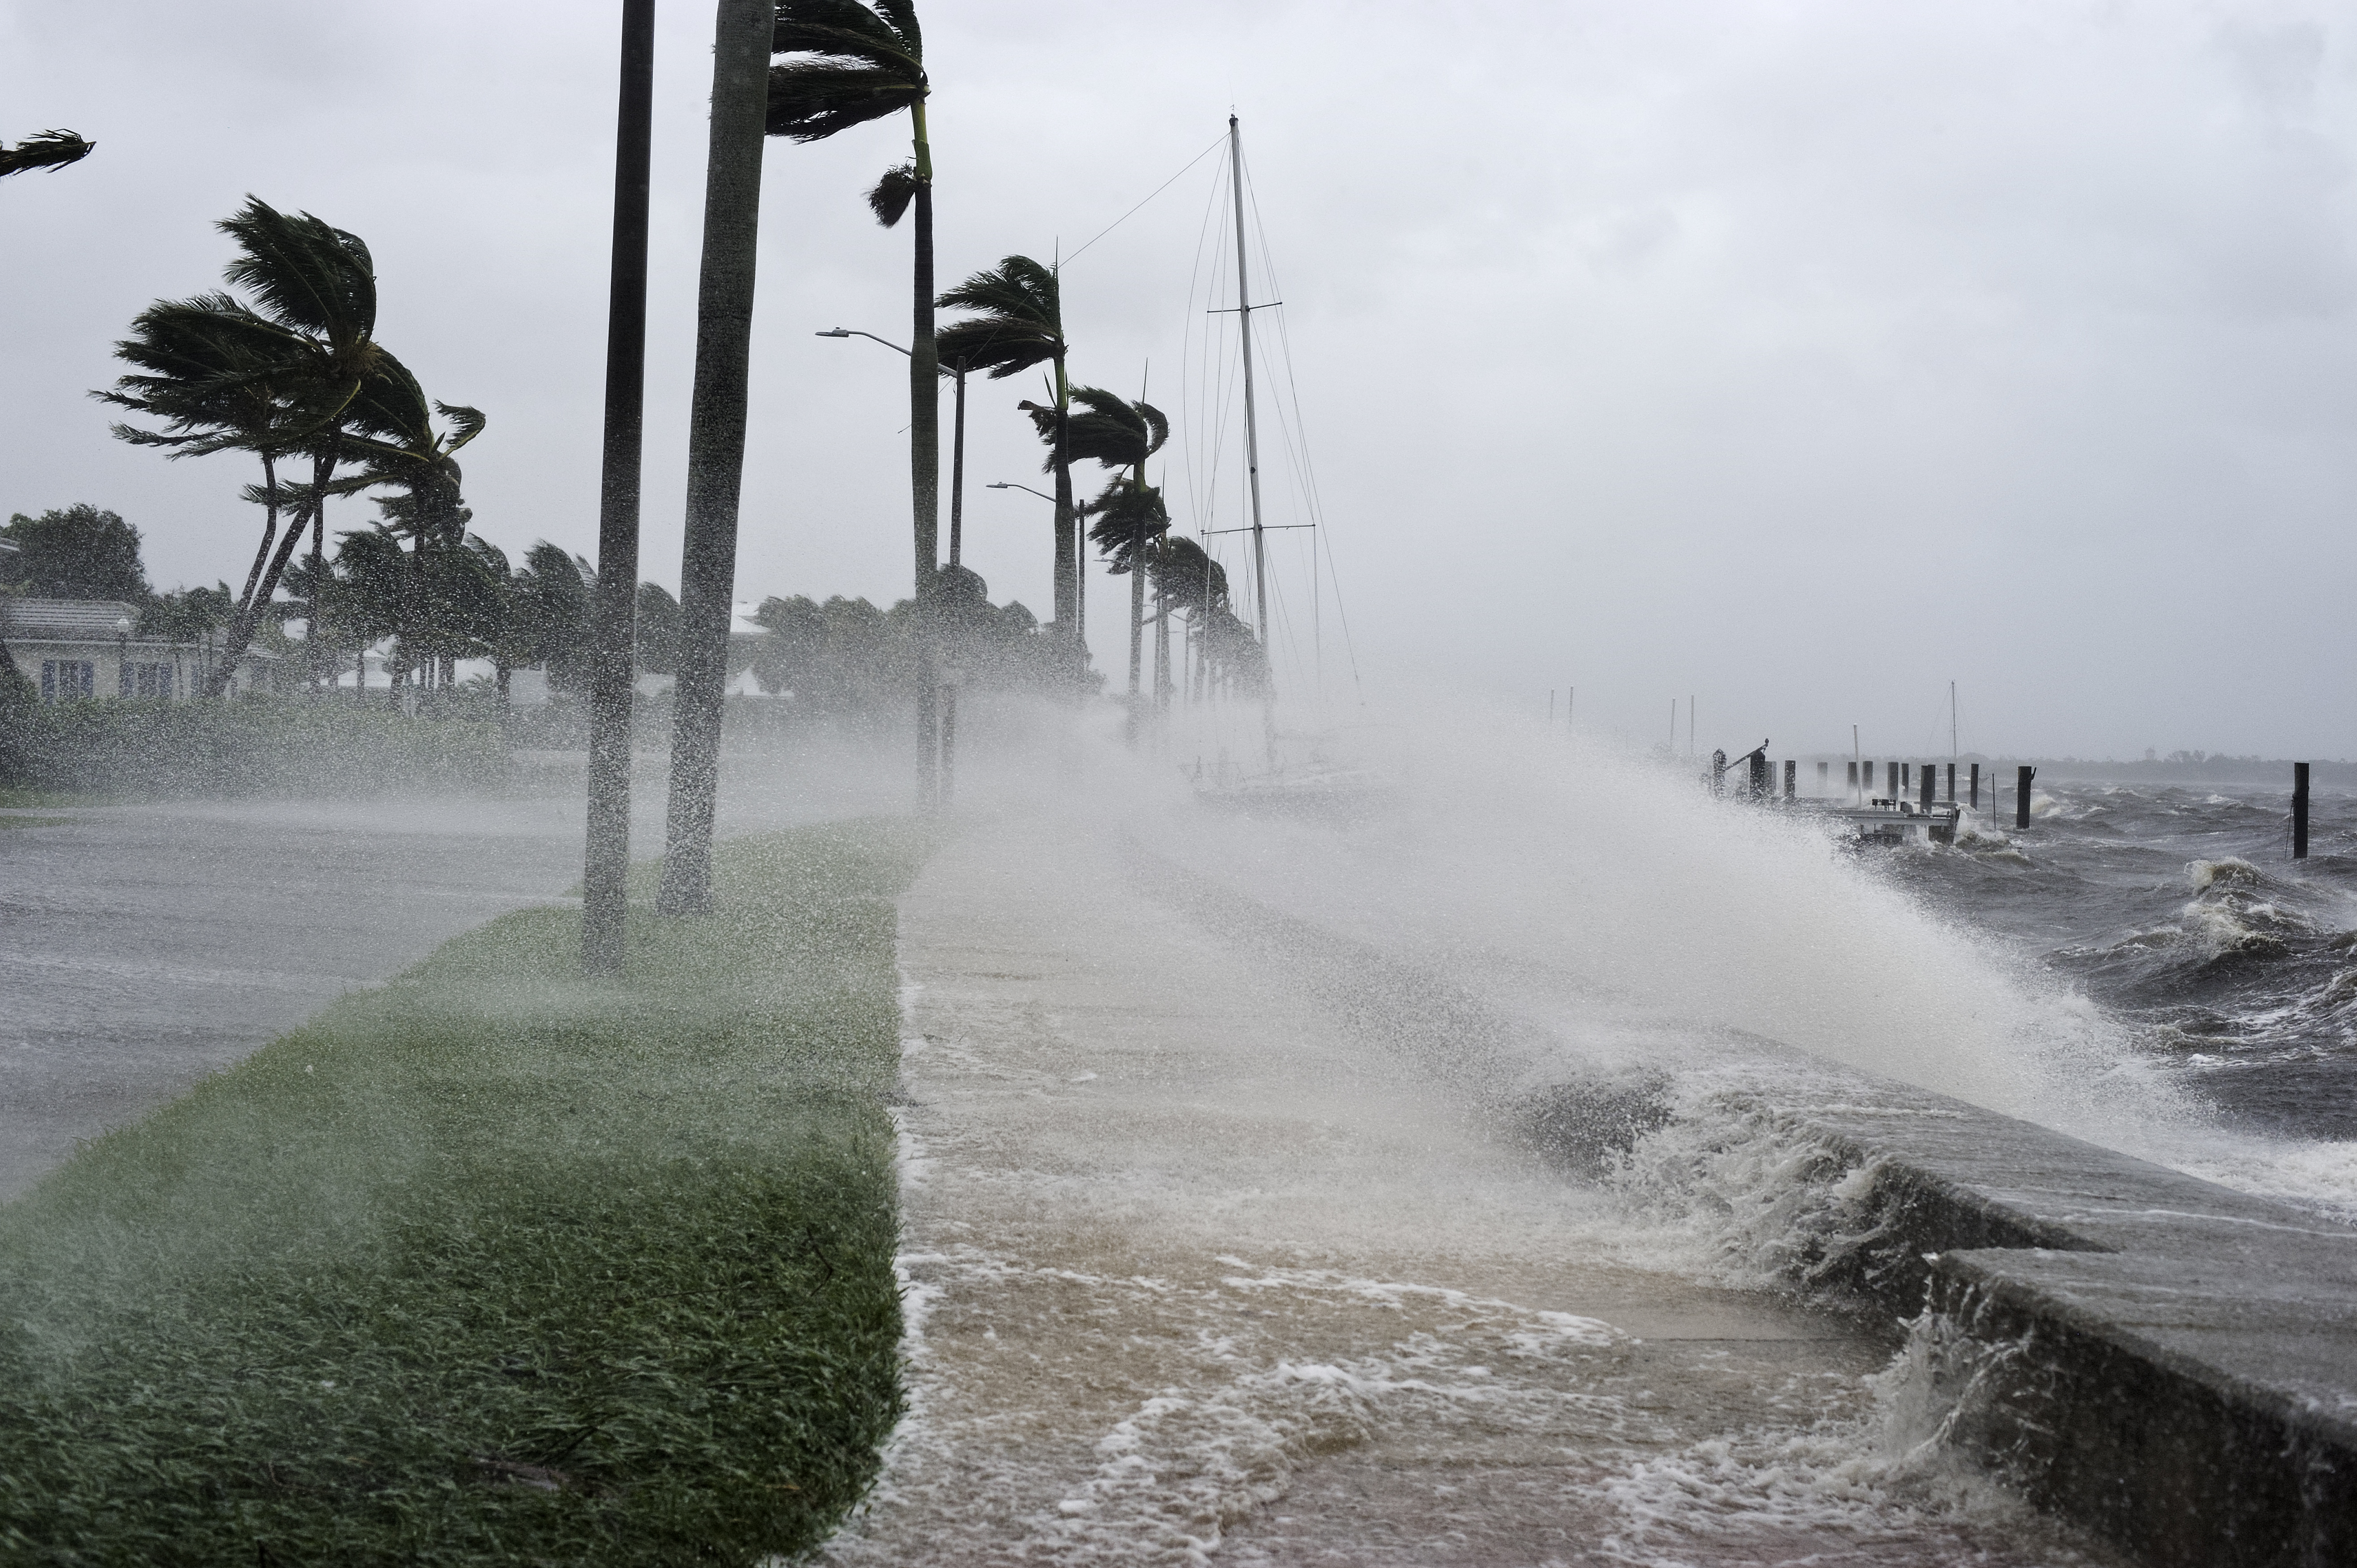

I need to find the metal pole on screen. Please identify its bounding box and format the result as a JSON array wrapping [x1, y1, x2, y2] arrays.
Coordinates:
[[1227, 119, 1269, 658], [2293, 761, 2310, 859], [582, 0, 656, 976], [1227, 114, 1273, 765]]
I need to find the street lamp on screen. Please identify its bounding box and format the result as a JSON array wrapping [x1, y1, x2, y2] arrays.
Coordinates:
[[818, 327, 982, 808], [986, 481, 1086, 653], [115, 615, 131, 699], [816, 328, 978, 570]]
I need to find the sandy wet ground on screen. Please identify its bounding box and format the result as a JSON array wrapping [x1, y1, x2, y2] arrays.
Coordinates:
[[826, 811, 2124, 1566]]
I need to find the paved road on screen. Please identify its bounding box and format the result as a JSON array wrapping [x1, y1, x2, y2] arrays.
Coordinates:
[[0, 749, 903, 1199]]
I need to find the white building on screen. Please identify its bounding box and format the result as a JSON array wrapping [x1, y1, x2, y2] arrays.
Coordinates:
[[0, 599, 283, 700]]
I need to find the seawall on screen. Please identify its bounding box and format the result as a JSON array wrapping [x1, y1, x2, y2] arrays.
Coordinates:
[[1761, 1082, 2357, 1568]]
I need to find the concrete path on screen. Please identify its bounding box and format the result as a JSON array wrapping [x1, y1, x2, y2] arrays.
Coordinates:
[[827, 815, 2120, 1566]]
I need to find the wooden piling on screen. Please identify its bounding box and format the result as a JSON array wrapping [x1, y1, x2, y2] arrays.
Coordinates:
[[1819, 760, 1830, 794], [1847, 760, 1858, 790], [1946, 762, 1956, 803], [1969, 762, 1981, 808], [2016, 765, 2034, 830], [1919, 763, 1934, 808], [1786, 759, 1797, 799], [2294, 762, 2310, 860]]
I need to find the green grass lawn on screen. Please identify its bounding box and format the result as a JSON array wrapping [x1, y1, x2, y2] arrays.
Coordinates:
[[0, 820, 932, 1567]]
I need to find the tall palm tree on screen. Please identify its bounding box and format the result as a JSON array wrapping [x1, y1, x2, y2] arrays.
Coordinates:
[[657, 0, 776, 918], [1063, 388, 1167, 726], [936, 256, 1077, 665], [1153, 536, 1227, 702], [583, 0, 656, 975], [768, 0, 939, 803], [0, 129, 93, 178]]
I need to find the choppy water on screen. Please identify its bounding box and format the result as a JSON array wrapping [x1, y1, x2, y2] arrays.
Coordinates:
[[1875, 779, 2357, 1142]]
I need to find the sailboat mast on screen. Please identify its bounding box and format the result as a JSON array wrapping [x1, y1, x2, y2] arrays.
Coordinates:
[[1228, 115, 1270, 654]]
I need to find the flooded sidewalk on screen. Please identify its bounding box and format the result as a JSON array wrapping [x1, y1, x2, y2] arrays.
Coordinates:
[[825, 813, 2115, 1566]]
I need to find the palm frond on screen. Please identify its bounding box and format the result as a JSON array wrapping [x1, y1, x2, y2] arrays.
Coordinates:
[[1064, 388, 1168, 471], [434, 401, 487, 452], [936, 317, 1055, 378], [766, 60, 921, 141], [217, 196, 377, 345], [773, 0, 923, 73], [867, 163, 919, 227], [937, 254, 1059, 327], [0, 129, 94, 178]]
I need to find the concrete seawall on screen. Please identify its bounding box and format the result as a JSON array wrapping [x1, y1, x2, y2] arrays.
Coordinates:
[[1766, 1087, 2357, 1568]]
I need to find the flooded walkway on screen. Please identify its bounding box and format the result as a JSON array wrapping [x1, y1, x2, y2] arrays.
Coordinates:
[[829, 813, 2116, 1566]]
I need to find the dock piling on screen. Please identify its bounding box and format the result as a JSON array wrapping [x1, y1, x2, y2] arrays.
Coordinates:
[[1919, 764, 1934, 809], [1946, 762, 1956, 803], [1786, 759, 1797, 799], [1969, 762, 1980, 808], [2294, 762, 2310, 860], [2016, 765, 2034, 830]]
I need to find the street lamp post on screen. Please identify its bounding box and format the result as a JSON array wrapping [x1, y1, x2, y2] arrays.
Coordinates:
[[820, 327, 978, 807]]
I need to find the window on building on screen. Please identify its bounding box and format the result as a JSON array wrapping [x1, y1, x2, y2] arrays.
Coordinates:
[[125, 661, 174, 699], [40, 661, 95, 702]]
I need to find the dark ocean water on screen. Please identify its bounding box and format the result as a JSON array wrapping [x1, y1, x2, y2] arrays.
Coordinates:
[[1869, 778, 2357, 1142]]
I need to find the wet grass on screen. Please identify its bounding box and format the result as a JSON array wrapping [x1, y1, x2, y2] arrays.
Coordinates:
[[0, 819, 932, 1567]]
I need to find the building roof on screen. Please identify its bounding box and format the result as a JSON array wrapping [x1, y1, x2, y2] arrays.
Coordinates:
[[0, 599, 144, 642]]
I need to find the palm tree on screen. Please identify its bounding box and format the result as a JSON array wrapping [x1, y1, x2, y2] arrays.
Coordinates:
[[768, 0, 939, 803], [585, 0, 657, 975], [0, 130, 93, 178], [1065, 388, 1166, 728], [937, 256, 1078, 666], [657, 0, 777, 918], [1152, 536, 1228, 702], [97, 198, 384, 694]]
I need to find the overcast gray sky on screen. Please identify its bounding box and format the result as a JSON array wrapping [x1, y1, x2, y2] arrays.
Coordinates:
[[5, 0, 2353, 758]]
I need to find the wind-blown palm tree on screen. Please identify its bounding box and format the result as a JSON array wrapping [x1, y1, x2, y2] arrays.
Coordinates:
[[97, 198, 384, 694], [0, 129, 93, 178], [768, 0, 940, 801], [937, 256, 1078, 663], [657, 0, 776, 917], [1153, 536, 1228, 702], [1064, 388, 1167, 725]]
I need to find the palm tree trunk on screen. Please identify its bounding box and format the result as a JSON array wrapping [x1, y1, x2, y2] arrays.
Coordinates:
[[1051, 353, 1076, 672], [907, 103, 940, 811], [1153, 562, 1167, 713], [1126, 478, 1144, 744], [656, 0, 774, 917], [236, 452, 281, 619], [583, 0, 656, 974], [211, 450, 327, 697]]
